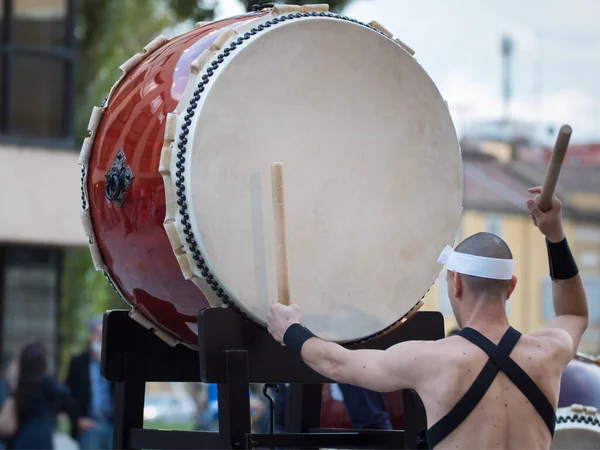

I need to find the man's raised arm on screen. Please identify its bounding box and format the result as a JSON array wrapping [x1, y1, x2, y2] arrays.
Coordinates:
[[527, 186, 589, 357]]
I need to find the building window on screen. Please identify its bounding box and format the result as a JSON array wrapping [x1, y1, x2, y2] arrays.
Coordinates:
[[0, 0, 75, 145], [487, 214, 503, 237], [1, 245, 61, 370]]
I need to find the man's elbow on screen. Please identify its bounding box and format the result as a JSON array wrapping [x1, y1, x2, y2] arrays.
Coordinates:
[[322, 348, 352, 383]]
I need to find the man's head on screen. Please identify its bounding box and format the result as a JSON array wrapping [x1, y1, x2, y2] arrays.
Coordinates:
[[445, 232, 517, 326]]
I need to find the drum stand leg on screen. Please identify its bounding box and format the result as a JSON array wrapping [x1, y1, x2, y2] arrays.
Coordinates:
[[218, 351, 252, 448], [283, 384, 322, 450], [112, 381, 145, 449]]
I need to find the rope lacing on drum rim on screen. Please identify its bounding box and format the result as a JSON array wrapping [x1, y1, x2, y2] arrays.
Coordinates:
[[556, 414, 600, 426], [80, 165, 87, 210]]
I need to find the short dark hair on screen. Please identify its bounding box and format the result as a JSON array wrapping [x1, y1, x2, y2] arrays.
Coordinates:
[[453, 232, 513, 295]]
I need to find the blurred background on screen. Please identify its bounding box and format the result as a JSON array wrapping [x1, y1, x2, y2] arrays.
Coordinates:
[[0, 0, 597, 447]]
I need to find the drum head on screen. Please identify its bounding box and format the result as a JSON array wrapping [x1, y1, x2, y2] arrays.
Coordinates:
[[167, 13, 462, 342]]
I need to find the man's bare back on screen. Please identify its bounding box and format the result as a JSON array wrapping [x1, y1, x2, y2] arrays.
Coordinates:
[[413, 328, 571, 449]]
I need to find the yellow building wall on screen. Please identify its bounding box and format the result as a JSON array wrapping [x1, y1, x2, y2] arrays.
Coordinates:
[[422, 209, 600, 354]]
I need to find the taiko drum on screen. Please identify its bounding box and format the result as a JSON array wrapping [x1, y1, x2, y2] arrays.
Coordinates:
[[79, 4, 462, 349]]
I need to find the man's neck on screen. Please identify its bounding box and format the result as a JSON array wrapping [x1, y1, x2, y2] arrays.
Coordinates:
[[459, 294, 511, 340]]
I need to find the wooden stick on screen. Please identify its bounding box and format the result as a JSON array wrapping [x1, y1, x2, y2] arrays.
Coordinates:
[[539, 124, 572, 212], [271, 162, 291, 305]]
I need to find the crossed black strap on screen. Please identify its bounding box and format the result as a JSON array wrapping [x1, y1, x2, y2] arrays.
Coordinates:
[[424, 327, 556, 449]]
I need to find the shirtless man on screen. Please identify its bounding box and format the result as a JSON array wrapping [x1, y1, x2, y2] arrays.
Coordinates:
[[267, 187, 588, 449]]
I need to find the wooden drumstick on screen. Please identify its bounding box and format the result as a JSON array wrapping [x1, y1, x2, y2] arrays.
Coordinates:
[[271, 162, 291, 305], [538, 125, 572, 212]]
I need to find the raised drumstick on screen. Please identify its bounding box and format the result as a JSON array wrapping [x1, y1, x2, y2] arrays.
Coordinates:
[[538, 125, 572, 212], [271, 162, 291, 305]]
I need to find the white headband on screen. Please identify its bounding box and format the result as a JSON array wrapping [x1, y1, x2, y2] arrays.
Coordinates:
[[437, 245, 514, 280]]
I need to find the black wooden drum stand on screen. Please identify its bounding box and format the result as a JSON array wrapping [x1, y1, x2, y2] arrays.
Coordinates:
[[101, 308, 444, 449]]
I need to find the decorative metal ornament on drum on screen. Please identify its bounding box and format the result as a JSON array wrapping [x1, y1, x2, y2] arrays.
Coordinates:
[[78, 3, 463, 349]]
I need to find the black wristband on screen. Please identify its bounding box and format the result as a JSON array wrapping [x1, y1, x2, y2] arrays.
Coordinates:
[[546, 237, 579, 280], [283, 323, 315, 353]]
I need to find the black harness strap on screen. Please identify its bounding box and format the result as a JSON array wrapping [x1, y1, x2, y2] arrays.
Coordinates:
[[425, 327, 556, 449], [425, 327, 519, 448], [460, 328, 556, 436]]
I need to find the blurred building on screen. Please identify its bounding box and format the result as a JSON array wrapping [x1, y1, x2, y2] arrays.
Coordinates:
[[423, 140, 600, 354], [0, 0, 84, 368]]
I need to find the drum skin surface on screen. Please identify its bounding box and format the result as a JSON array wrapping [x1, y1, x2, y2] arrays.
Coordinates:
[[86, 12, 265, 344], [168, 12, 462, 342]]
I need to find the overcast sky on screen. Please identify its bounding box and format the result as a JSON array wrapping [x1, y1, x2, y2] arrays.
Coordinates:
[[214, 0, 600, 144]]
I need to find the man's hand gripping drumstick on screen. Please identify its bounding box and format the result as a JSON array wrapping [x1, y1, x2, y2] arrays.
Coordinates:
[[526, 125, 588, 355]]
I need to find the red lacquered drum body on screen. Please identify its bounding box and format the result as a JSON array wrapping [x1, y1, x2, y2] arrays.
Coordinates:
[[80, 12, 265, 346]]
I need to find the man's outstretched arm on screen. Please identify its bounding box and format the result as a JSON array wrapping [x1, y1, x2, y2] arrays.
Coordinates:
[[527, 187, 589, 360], [268, 303, 430, 392], [300, 335, 428, 392]]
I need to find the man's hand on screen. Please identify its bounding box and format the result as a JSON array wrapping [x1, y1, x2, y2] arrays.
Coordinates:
[[526, 186, 565, 242], [267, 302, 302, 343]]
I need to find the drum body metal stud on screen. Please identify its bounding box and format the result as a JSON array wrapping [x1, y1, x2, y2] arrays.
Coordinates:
[[104, 149, 134, 207]]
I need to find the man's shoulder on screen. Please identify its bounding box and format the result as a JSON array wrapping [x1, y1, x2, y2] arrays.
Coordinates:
[[525, 327, 574, 359], [526, 327, 572, 349]]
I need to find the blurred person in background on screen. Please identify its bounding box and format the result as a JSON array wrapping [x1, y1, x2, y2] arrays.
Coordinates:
[[0, 341, 76, 449], [0, 359, 19, 449], [65, 315, 115, 449]]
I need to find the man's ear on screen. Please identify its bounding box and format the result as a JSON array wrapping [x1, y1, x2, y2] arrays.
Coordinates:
[[451, 271, 462, 299], [506, 275, 517, 300]]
